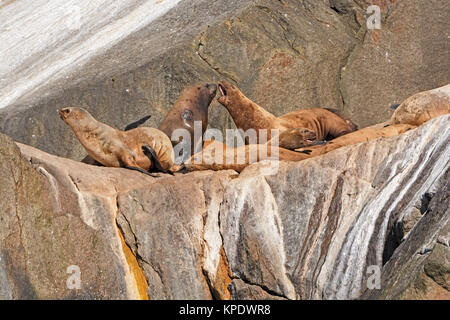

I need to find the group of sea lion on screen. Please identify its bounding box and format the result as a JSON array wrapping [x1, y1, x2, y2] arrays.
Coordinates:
[[59, 81, 450, 175]]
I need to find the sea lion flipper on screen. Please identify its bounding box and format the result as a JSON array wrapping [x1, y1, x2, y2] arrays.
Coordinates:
[[124, 115, 152, 131], [126, 166, 159, 178], [311, 140, 328, 146], [297, 149, 312, 155], [142, 145, 171, 175]]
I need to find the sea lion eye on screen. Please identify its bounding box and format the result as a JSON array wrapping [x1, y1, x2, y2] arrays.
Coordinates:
[[64, 109, 71, 114]]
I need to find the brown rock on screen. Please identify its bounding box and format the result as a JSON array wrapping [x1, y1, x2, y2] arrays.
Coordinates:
[[0, 134, 153, 299]]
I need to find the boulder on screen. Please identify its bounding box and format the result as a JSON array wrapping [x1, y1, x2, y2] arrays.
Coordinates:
[[0, 134, 154, 299], [361, 173, 449, 300], [0, 104, 448, 300], [3, 0, 448, 160]]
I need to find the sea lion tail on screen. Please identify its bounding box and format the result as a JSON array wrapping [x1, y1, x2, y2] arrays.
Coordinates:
[[324, 108, 359, 131], [390, 104, 401, 110], [124, 115, 152, 131]]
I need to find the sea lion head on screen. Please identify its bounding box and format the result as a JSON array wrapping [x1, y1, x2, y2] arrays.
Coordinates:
[[297, 128, 317, 142], [275, 127, 318, 149], [58, 107, 96, 130], [217, 80, 243, 107], [178, 83, 218, 110]]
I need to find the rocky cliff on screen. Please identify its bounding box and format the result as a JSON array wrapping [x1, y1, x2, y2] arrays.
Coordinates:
[[0, 0, 449, 160], [0, 0, 448, 300], [1, 112, 448, 299]]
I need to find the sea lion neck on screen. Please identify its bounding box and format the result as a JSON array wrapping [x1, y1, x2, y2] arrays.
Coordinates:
[[69, 115, 115, 145], [224, 93, 278, 132]]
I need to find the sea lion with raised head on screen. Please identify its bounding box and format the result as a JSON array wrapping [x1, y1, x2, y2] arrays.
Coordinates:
[[158, 83, 218, 158], [82, 114, 153, 166], [59, 107, 180, 176], [217, 80, 358, 148]]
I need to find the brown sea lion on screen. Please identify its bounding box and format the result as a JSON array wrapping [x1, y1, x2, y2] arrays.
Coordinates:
[[391, 84, 450, 126], [269, 127, 319, 149], [296, 123, 417, 157], [186, 122, 417, 172], [184, 140, 311, 173], [59, 107, 180, 176], [217, 80, 358, 148], [81, 115, 153, 166], [158, 83, 218, 158]]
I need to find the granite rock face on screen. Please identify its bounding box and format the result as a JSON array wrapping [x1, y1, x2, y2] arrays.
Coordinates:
[[1, 0, 448, 160], [341, 0, 450, 127], [0, 135, 152, 299], [1, 113, 447, 300], [361, 175, 449, 300], [0, 1, 448, 298]]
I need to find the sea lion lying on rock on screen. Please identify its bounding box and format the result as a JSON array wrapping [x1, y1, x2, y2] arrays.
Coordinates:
[[81, 115, 153, 166], [185, 122, 417, 172], [296, 123, 417, 156], [184, 140, 311, 173], [184, 126, 319, 173], [59, 107, 180, 176], [391, 84, 450, 126], [217, 80, 358, 148]]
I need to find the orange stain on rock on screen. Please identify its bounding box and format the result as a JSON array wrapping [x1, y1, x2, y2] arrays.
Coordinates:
[[213, 246, 233, 300], [118, 229, 149, 300]]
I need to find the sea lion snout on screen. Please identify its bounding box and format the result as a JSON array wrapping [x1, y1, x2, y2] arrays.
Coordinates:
[[58, 107, 72, 120], [217, 81, 234, 105], [205, 83, 218, 96]]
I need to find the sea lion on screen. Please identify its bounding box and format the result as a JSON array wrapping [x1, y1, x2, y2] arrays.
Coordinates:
[[184, 140, 311, 173], [217, 80, 358, 148], [391, 84, 450, 126], [296, 123, 417, 157], [158, 83, 218, 158], [82, 114, 153, 166], [268, 127, 320, 149], [185, 122, 417, 172], [59, 107, 180, 176]]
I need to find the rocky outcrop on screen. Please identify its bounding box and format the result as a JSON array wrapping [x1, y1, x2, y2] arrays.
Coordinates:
[[341, 0, 450, 127], [0, 135, 153, 299], [1, 0, 448, 160], [361, 175, 449, 300], [1, 112, 448, 299]]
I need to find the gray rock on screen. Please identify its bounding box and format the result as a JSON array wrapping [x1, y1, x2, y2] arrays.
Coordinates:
[[0, 88, 448, 300], [0, 134, 152, 299], [341, 0, 450, 127], [361, 171, 449, 299]]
